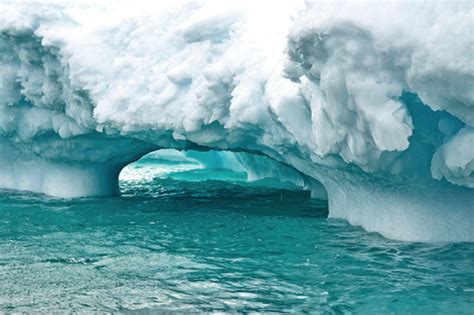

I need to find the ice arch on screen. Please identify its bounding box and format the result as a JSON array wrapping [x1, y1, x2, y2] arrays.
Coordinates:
[[119, 149, 329, 200], [0, 1, 473, 242]]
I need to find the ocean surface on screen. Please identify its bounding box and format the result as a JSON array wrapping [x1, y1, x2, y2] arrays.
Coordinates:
[[0, 154, 473, 313]]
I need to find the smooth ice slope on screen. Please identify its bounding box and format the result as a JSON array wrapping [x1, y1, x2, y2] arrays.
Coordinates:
[[0, 1, 473, 241]]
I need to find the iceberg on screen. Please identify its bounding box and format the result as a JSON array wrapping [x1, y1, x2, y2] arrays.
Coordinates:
[[0, 0, 473, 241]]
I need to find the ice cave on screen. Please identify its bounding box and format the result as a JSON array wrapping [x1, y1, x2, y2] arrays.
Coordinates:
[[0, 1, 473, 242]]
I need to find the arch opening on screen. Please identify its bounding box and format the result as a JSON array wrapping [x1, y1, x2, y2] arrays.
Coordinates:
[[118, 148, 329, 218]]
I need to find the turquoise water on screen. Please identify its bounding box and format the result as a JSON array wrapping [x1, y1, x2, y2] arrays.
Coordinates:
[[1, 156, 473, 313]]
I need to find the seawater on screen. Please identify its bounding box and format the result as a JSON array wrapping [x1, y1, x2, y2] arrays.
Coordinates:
[[0, 156, 473, 313]]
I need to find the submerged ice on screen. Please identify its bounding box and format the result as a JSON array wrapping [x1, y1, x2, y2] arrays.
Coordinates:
[[0, 0, 473, 242]]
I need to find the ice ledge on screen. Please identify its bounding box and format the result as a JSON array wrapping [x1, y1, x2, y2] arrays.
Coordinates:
[[0, 157, 121, 198], [0, 137, 156, 198], [326, 178, 474, 242]]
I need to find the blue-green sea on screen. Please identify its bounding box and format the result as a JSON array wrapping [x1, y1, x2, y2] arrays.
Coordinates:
[[1, 155, 473, 313]]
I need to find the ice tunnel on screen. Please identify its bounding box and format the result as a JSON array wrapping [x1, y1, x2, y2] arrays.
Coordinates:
[[119, 149, 328, 198], [0, 1, 473, 242]]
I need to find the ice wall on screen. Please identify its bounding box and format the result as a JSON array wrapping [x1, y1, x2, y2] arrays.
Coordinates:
[[0, 1, 473, 241]]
